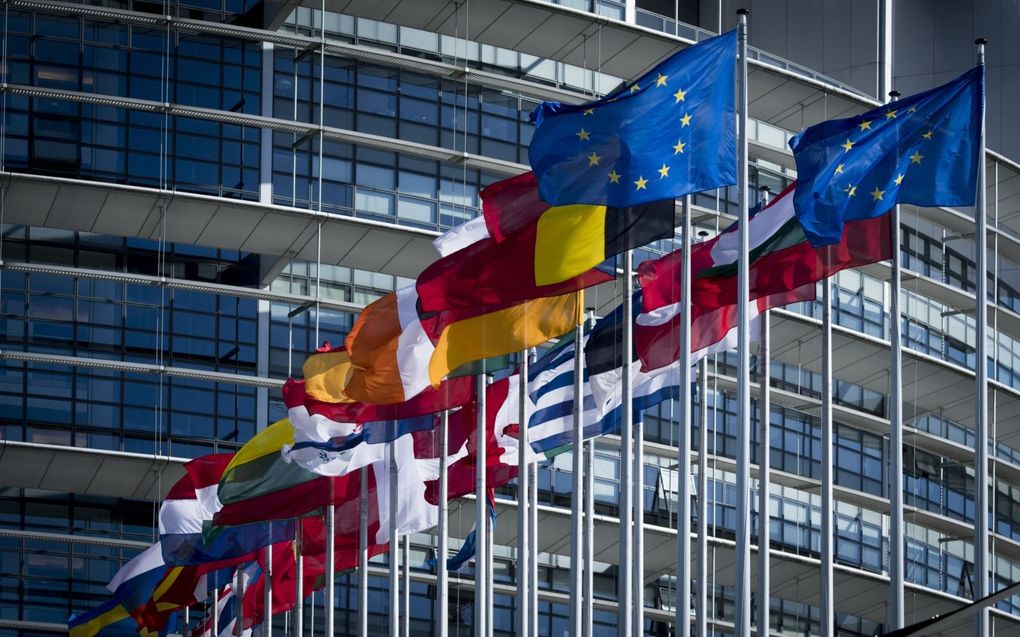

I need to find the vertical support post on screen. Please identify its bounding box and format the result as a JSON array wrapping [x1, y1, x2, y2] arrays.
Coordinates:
[[887, 90, 905, 633], [584, 310, 596, 637], [265, 543, 273, 637], [757, 186, 771, 636], [733, 10, 752, 637], [294, 534, 303, 637], [325, 504, 335, 637], [437, 410, 450, 637], [475, 374, 489, 636], [821, 281, 834, 636], [211, 587, 219, 637], [527, 350, 539, 637], [619, 250, 635, 636], [183, 605, 190, 637], [358, 467, 369, 637], [401, 535, 410, 637], [571, 300, 584, 637], [974, 36, 989, 637], [236, 570, 244, 637], [677, 193, 693, 637], [696, 356, 710, 637], [389, 445, 399, 637], [517, 354, 530, 637], [877, 0, 893, 101]]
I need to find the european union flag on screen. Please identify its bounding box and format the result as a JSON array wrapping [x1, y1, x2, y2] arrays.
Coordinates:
[[790, 66, 984, 246], [528, 30, 736, 207]]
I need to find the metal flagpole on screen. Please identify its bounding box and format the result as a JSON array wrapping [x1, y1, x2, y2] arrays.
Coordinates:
[[265, 544, 273, 637], [696, 356, 709, 637], [676, 192, 694, 637], [325, 504, 335, 637], [475, 373, 489, 636], [583, 438, 595, 637], [211, 587, 219, 637], [618, 250, 635, 636], [236, 570, 244, 637], [756, 186, 771, 636], [517, 353, 530, 637], [527, 349, 539, 637], [358, 467, 369, 637], [584, 309, 596, 637], [821, 280, 834, 636], [389, 443, 399, 637], [294, 534, 303, 637], [571, 295, 584, 636], [437, 410, 450, 637], [401, 535, 410, 637], [733, 9, 752, 637], [886, 89, 905, 633], [183, 605, 190, 637], [974, 36, 989, 637]]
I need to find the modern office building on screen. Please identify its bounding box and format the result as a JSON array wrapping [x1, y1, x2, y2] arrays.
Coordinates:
[[1, 0, 1019, 635]]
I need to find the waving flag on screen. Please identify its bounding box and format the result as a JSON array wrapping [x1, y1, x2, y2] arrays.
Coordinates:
[[159, 454, 294, 567], [529, 30, 736, 207], [790, 66, 983, 246], [68, 599, 135, 637]]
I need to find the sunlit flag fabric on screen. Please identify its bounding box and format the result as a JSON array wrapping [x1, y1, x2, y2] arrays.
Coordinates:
[[159, 454, 294, 567], [68, 599, 137, 637], [418, 171, 671, 304], [528, 30, 736, 207], [421, 292, 583, 387], [527, 298, 735, 457], [635, 183, 891, 371], [790, 65, 983, 246]]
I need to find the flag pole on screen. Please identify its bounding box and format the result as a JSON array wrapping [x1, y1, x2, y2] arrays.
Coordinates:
[[294, 532, 303, 637], [974, 36, 989, 637], [236, 569, 244, 637], [618, 249, 635, 637], [527, 349, 539, 637], [183, 604, 190, 637], [265, 543, 273, 637], [570, 291, 584, 637], [886, 89, 905, 632], [821, 278, 834, 636], [401, 534, 410, 637], [733, 9, 752, 637], [584, 308, 596, 637], [358, 466, 369, 637], [389, 442, 399, 637], [517, 351, 530, 637], [325, 503, 335, 637], [676, 191, 693, 637], [696, 355, 709, 637], [475, 373, 489, 636], [211, 587, 219, 637], [756, 185, 772, 636], [437, 410, 450, 637]]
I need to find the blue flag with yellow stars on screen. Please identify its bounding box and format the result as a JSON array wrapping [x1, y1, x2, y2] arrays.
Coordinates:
[[528, 30, 736, 207], [790, 65, 984, 246]]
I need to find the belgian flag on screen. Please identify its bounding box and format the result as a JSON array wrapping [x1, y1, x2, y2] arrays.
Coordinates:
[[415, 172, 674, 313]]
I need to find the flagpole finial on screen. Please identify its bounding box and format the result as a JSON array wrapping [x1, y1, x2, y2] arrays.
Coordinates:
[[976, 38, 987, 65], [888, 90, 901, 101], [736, 8, 749, 15], [975, 37, 988, 45]]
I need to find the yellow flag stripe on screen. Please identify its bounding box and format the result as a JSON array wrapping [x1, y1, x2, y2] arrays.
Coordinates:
[[534, 204, 607, 286], [428, 293, 580, 386], [302, 350, 357, 403], [69, 604, 130, 637], [224, 418, 295, 474]]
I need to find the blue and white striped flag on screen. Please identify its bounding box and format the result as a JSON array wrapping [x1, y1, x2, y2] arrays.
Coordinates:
[[528, 293, 742, 456]]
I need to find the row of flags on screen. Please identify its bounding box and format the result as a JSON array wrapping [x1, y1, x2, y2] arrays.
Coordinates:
[[71, 28, 984, 636]]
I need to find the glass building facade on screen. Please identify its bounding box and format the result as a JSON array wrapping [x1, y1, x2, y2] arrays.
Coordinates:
[[2, 1, 1020, 636]]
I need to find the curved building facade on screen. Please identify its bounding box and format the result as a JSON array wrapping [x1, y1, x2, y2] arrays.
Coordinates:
[[1, 1, 1019, 636]]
